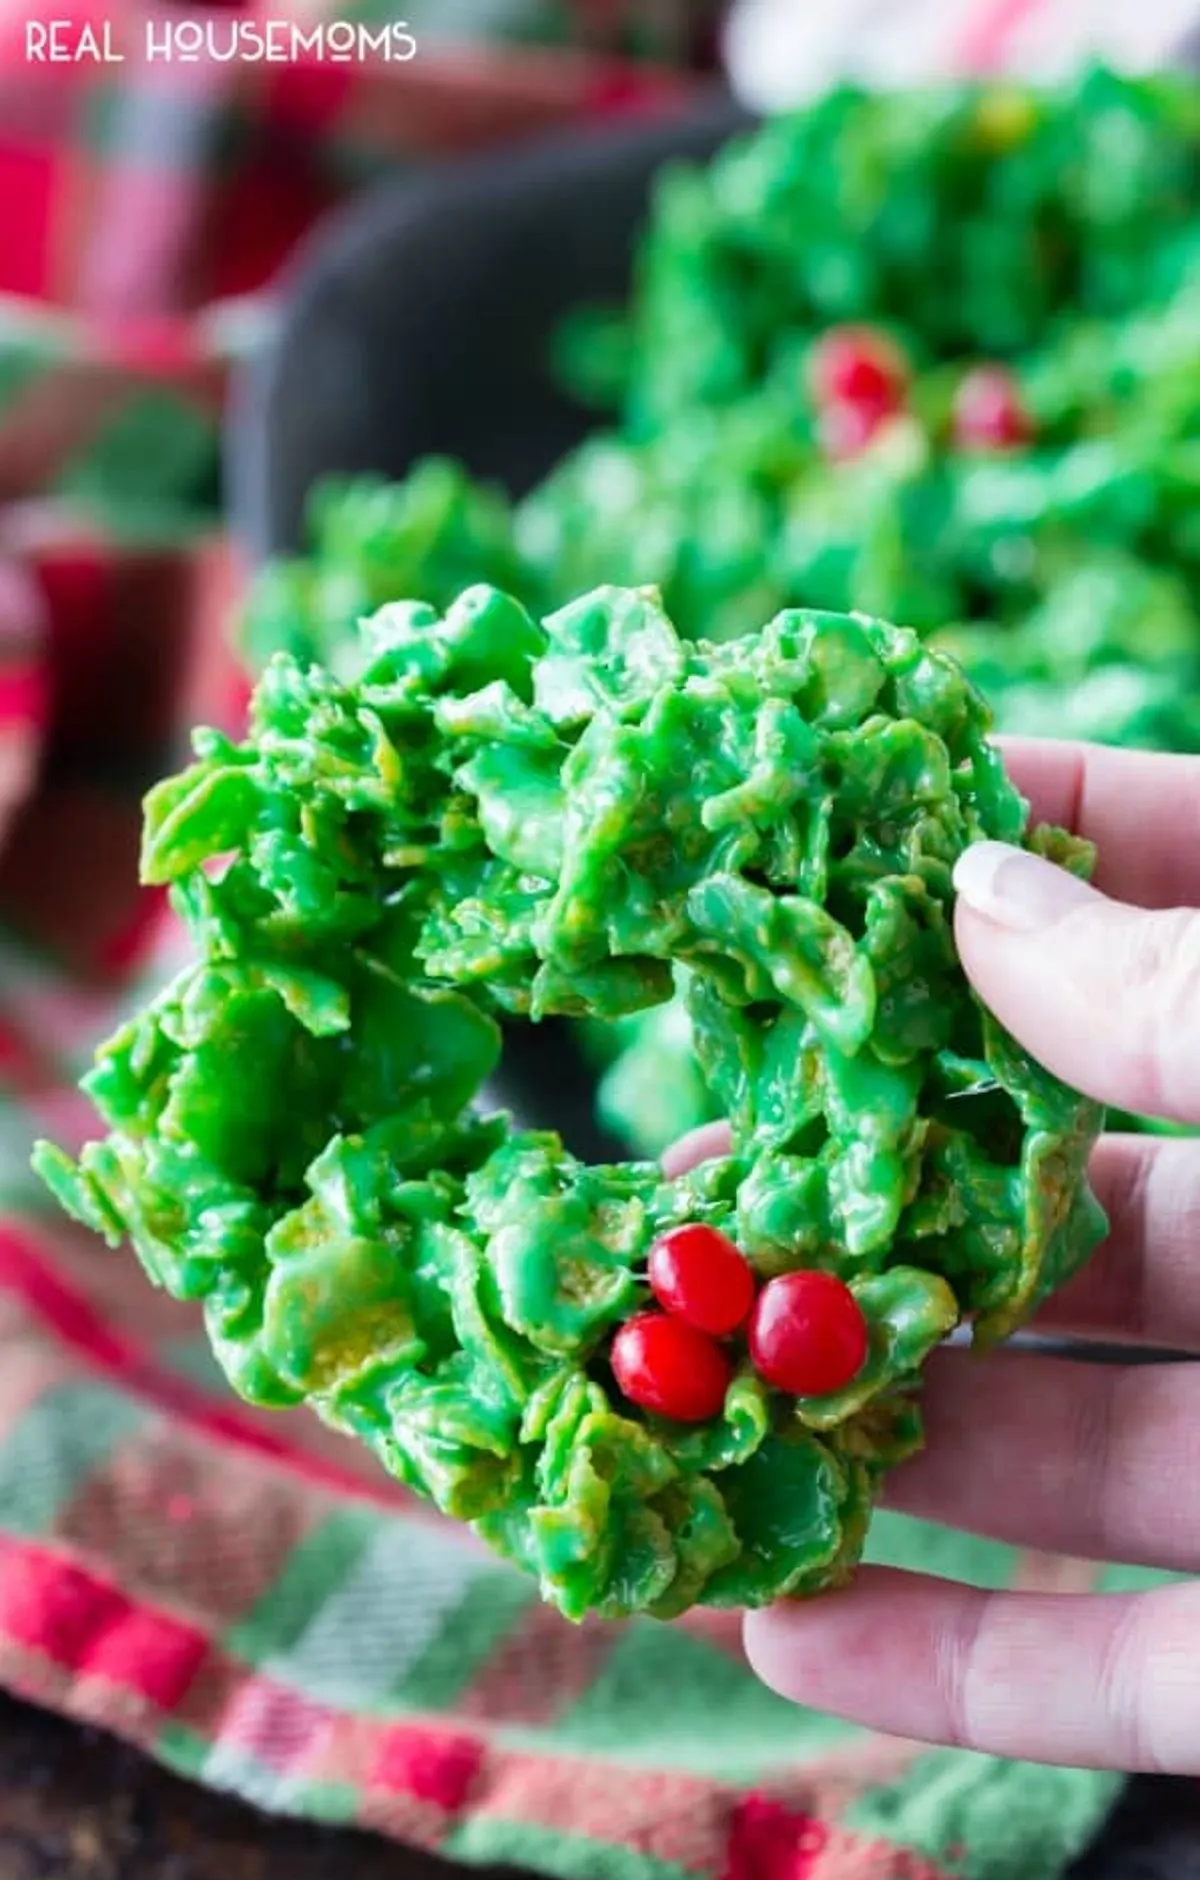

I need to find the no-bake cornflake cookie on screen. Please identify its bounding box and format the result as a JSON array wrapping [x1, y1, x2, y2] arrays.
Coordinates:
[[34, 586, 1106, 1619]]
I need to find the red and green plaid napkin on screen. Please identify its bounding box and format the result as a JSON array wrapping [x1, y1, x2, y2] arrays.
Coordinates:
[[0, 5, 1164, 1877]]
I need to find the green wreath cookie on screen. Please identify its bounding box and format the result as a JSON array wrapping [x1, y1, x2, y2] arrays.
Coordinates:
[[34, 586, 1107, 1621]]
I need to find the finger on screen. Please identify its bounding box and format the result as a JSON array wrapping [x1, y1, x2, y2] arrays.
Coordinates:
[[882, 1346, 1200, 1573], [954, 844, 1200, 1120], [997, 736, 1200, 910], [660, 1121, 731, 1177], [743, 1569, 1200, 1771], [1032, 1133, 1200, 1349]]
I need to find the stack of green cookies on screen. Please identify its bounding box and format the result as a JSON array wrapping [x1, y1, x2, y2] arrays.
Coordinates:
[[242, 65, 1200, 1153]]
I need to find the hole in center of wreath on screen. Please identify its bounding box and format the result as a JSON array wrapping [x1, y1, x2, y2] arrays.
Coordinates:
[[493, 1017, 633, 1164]]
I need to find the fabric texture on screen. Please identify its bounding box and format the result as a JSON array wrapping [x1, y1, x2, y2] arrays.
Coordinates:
[[0, 3, 1174, 1878]]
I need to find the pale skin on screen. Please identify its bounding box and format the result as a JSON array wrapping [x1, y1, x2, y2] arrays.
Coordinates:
[[664, 735, 1200, 1775]]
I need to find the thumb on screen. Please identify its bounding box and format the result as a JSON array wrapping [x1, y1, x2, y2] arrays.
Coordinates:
[[952, 841, 1200, 1124]]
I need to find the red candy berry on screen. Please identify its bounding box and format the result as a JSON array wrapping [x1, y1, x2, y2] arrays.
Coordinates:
[[648, 1224, 757, 1336], [611, 1312, 732, 1424], [809, 325, 907, 458], [810, 325, 907, 410], [953, 364, 1031, 452], [748, 1271, 869, 1398]]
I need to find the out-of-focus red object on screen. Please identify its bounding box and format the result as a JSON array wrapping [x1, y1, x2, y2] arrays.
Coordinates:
[[0, 0, 715, 312]]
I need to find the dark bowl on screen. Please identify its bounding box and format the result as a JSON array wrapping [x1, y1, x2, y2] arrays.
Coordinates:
[[229, 91, 751, 556]]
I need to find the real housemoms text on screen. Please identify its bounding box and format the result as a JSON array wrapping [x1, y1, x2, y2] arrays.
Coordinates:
[[25, 16, 418, 63]]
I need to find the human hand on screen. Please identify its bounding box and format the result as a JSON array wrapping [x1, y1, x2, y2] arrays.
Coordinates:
[[666, 736, 1200, 1772]]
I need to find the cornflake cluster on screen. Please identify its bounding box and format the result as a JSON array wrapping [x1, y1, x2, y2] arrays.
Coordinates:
[[35, 587, 1106, 1620]]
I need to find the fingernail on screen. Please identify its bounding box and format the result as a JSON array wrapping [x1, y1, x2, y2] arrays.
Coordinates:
[[953, 840, 1096, 933]]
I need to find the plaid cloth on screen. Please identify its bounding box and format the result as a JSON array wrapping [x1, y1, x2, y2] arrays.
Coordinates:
[[0, 4, 1174, 1878]]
